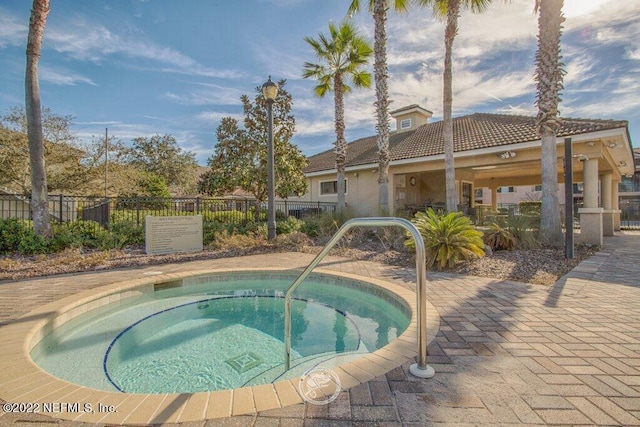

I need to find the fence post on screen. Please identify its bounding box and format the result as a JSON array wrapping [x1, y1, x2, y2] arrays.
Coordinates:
[[136, 196, 140, 227], [196, 197, 200, 214], [59, 194, 63, 223]]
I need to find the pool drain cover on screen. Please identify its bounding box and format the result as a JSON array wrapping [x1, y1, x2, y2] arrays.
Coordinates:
[[226, 352, 263, 373]]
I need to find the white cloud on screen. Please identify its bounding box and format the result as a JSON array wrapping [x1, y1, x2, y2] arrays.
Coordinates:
[[496, 104, 536, 116], [563, 0, 606, 18], [40, 67, 97, 86], [76, 120, 123, 126], [257, 0, 311, 7], [196, 110, 243, 123], [46, 22, 244, 79], [563, 54, 597, 87], [628, 47, 640, 61], [564, 2, 640, 30], [165, 85, 243, 106], [0, 9, 26, 49]]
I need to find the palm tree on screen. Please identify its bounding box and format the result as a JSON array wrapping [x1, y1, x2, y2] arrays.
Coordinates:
[[347, 0, 409, 214], [25, 0, 52, 238], [535, 0, 565, 245], [418, 0, 492, 212], [303, 21, 373, 213]]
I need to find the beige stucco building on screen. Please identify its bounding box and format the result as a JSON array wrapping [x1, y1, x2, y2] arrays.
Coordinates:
[[293, 105, 635, 245]]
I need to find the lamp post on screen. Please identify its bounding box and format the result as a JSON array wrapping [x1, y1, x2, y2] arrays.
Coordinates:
[[262, 76, 278, 240]]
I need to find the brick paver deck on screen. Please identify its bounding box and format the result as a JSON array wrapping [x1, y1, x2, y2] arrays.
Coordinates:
[[1, 231, 639, 426]]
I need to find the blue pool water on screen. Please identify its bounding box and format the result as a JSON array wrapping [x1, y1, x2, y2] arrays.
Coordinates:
[[31, 272, 410, 394]]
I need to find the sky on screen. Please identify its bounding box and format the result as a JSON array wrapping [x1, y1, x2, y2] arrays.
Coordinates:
[[0, 0, 638, 165]]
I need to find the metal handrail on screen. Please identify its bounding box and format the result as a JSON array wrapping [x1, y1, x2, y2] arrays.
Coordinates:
[[283, 217, 435, 378]]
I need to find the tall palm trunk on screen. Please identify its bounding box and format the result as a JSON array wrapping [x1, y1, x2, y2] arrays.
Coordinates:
[[443, 0, 460, 213], [373, 0, 391, 214], [536, 0, 564, 245], [334, 73, 347, 213], [25, 0, 51, 238]]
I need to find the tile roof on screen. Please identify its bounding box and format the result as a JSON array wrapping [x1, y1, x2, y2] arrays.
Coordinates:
[[305, 113, 629, 173]]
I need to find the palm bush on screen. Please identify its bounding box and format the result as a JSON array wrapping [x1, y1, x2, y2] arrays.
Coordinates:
[[505, 213, 538, 248], [484, 223, 517, 251], [405, 208, 485, 271], [486, 213, 539, 250]]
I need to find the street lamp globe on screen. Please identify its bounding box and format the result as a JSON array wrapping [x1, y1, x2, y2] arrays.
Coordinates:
[[262, 76, 278, 101]]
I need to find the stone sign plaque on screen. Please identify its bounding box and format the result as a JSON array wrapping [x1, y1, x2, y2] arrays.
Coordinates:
[[145, 215, 203, 255]]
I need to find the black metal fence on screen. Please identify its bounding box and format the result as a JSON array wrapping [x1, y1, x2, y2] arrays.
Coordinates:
[[469, 202, 640, 230], [621, 199, 640, 230], [0, 194, 337, 229]]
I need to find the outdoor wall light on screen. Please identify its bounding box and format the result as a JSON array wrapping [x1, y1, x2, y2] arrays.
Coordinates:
[[262, 76, 278, 240], [498, 151, 516, 159], [607, 142, 620, 149]]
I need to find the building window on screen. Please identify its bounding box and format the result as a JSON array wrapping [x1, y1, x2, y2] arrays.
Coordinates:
[[497, 186, 515, 193], [573, 182, 584, 194], [620, 173, 640, 193], [533, 184, 542, 192], [400, 118, 412, 130], [474, 188, 483, 198], [320, 179, 347, 195]]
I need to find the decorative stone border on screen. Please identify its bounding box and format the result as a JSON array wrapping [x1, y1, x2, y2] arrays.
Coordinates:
[[0, 268, 439, 424]]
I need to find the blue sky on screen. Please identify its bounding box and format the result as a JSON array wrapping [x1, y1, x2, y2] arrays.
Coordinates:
[[0, 0, 638, 165]]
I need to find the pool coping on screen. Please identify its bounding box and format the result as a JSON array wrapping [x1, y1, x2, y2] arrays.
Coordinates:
[[0, 267, 440, 424]]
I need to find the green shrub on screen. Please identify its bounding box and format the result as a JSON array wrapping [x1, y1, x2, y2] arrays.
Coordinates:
[[486, 213, 539, 250], [109, 220, 145, 248], [503, 213, 538, 249], [50, 223, 80, 252], [203, 210, 249, 224], [0, 219, 36, 254], [405, 208, 485, 271], [276, 216, 305, 235], [301, 218, 320, 237], [483, 223, 517, 251], [209, 230, 264, 250], [203, 222, 228, 245], [274, 231, 310, 248], [53, 221, 115, 250], [519, 201, 541, 217], [300, 210, 354, 242], [17, 233, 48, 255]]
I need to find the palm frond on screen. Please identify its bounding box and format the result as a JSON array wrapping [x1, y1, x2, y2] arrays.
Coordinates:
[[405, 208, 485, 270]]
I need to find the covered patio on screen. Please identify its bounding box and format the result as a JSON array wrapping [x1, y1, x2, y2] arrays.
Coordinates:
[[301, 106, 634, 245], [392, 127, 634, 245]]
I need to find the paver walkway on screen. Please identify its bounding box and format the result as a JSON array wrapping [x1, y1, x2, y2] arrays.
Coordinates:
[[1, 231, 639, 426]]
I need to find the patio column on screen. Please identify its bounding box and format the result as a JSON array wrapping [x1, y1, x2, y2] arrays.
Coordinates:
[[579, 158, 603, 245], [612, 180, 621, 231], [601, 173, 614, 236], [491, 187, 497, 212]]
